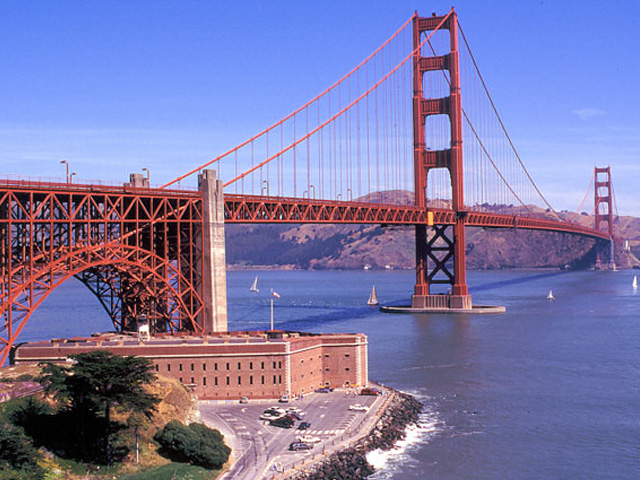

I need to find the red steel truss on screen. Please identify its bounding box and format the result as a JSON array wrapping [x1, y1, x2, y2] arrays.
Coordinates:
[[0, 180, 205, 364], [222, 194, 609, 239]]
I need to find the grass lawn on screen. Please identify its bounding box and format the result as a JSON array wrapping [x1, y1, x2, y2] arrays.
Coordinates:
[[119, 463, 221, 480]]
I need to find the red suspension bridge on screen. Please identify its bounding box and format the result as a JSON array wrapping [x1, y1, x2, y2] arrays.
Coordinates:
[[0, 9, 619, 363]]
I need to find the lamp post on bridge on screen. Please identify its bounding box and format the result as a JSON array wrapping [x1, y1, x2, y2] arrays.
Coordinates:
[[60, 160, 69, 183], [262, 180, 269, 196], [70, 172, 76, 183]]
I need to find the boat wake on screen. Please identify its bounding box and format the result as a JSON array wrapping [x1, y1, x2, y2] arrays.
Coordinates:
[[366, 394, 442, 479]]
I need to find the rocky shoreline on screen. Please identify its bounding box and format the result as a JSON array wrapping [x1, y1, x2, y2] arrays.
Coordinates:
[[285, 389, 423, 480]]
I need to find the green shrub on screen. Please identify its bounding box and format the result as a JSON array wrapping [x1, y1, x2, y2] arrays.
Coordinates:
[[154, 421, 230, 469], [0, 422, 44, 479]]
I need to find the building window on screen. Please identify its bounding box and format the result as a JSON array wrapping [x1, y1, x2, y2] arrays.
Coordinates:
[[226, 363, 230, 370], [273, 361, 276, 369], [325, 368, 330, 371], [191, 363, 194, 371], [167, 365, 171, 372], [345, 354, 350, 358], [273, 375, 277, 384], [238, 362, 241, 370], [179, 377, 183, 383], [155, 364, 159, 372], [345, 368, 350, 371], [190, 377, 194, 384], [261, 375, 265, 385], [250, 362, 253, 370], [278, 361, 282, 369], [278, 375, 282, 384], [261, 362, 265, 370], [215, 363, 218, 371], [238, 376, 242, 385], [203, 363, 206, 371], [179, 364, 183, 372], [250, 376, 253, 385], [203, 377, 207, 386], [226, 377, 230, 386], [215, 377, 218, 386], [324, 354, 329, 358]]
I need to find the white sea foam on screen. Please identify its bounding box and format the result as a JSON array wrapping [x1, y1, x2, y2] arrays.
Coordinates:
[[366, 399, 442, 479]]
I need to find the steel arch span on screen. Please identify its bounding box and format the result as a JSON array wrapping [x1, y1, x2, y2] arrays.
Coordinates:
[[0, 182, 206, 364]]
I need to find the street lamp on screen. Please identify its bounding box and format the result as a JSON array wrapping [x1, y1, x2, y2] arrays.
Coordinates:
[[310, 184, 315, 199], [261, 180, 269, 196], [60, 160, 69, 183], [70, 172, 77, 183], [142, 167, 150, 181]]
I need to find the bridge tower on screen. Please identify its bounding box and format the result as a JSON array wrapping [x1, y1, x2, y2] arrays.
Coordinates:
[[594, 166, 615, 268], [411, 10, 471, 310]]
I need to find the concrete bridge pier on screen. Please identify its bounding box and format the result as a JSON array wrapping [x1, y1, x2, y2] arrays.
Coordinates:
[[198, 169, 228, 333]]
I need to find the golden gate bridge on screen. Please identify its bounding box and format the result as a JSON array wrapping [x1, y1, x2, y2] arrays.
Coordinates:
[[0, 9, 619, 363]]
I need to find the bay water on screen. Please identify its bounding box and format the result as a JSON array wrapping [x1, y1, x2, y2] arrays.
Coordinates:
[[24, 269, 640, 479]]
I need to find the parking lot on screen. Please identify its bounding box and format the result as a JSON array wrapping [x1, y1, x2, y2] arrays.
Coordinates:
[[199, 388, 386, 480]]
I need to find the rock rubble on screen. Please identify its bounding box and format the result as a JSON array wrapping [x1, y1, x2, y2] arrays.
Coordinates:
[[286, 389, 422, 480]]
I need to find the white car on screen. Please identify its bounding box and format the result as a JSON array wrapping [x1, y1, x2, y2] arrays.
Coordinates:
[[260, 408, 285, 421], [296, 435, 321, 443], [348, 404, 370, 412]]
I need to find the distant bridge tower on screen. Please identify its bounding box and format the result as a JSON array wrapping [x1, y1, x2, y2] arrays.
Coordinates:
[[594, 166, 615, 268], [411, 10, 472, 310]]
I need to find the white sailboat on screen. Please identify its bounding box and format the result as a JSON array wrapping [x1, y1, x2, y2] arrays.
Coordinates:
[[633, 276, 638, 290], [250, 275, 259, 293], [547, 290, 555, 301], [367, 285, 379, 306]]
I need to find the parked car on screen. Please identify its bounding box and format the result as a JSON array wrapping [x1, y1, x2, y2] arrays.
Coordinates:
[[286, 407, 305, 417], [239, 396, 249, 404], [298, 421, 311, 430], [260, 408, 285, 421], [360, 388, 382, 396], [349, 403, 370, 412], [260, 412, 282, 421], [314, 387, 333, 393], [279, 394, 290, 403], [296, 435, 321, 443], [289, 441, 313, 451], [270, 415, 295, 428]]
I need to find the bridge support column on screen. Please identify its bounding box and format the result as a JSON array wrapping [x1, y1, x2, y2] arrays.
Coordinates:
[[199, 169, 228, 332], [411, 220, 471, 311], [409, 10, 472, 311], [594, 166, 616, 269]]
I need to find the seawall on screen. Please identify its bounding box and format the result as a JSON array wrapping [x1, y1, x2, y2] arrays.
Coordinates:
[[283, 389, 422, 480]]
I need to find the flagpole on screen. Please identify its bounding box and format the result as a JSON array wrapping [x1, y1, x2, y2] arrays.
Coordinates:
[[270, 292, 274, 331]]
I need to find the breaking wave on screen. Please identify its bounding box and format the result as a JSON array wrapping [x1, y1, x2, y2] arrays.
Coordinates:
[[366, 393, 441, 479]]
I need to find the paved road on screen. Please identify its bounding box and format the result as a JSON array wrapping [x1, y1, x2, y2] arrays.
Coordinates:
[[199, 389, 385, 480]]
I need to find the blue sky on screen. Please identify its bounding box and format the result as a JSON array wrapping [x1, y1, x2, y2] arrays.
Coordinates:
[[1, 1, 638, 215]]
